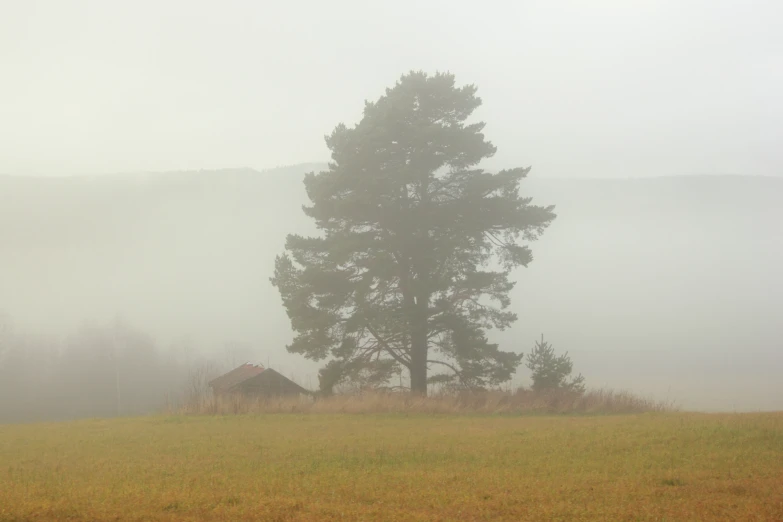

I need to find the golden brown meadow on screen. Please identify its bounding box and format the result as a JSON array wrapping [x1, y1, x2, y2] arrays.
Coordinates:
[[1, 397, 782, 521]]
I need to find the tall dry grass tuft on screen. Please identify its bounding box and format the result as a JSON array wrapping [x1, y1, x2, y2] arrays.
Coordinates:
[[174, 387, 676, 416]]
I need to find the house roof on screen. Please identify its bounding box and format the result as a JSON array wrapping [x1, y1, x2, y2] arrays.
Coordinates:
[[208, 363, 266, 393], [238, 368, 310, 395]]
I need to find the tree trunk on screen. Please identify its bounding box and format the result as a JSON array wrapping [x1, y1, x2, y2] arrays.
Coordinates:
[[409, 344, 427, 395], [409, 296, 429, 396]]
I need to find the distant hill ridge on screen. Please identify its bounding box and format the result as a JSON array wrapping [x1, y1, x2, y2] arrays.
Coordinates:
[[2, 164, 780, 223]]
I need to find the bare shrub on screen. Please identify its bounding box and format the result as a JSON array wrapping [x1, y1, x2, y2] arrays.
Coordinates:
[[186, 360, 223, 403], [164, 360, 225, 414]]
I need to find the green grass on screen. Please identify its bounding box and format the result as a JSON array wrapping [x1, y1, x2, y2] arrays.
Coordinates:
[[1, 413, 782, 521]]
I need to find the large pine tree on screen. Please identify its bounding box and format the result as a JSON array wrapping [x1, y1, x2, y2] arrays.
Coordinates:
[[271, 71, 556, 395]]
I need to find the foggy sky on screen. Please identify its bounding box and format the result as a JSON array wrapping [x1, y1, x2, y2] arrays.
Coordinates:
[[2, 0, 781, 178]]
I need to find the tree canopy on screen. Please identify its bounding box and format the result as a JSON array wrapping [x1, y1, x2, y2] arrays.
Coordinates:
[[271, 71, 556, 395], [526, 335, 586, 393]]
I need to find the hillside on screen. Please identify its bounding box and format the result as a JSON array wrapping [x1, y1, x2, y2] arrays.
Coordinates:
[[1, 166, 781, 411]]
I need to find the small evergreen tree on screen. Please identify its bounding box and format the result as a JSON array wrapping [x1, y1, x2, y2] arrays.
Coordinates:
[[525, 335, 585, 393]]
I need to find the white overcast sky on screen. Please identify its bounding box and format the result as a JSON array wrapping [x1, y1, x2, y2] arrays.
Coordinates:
[[1, 0, 781, 178]]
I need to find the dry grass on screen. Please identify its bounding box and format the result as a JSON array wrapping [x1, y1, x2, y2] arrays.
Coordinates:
[[2, 411, 782, 521], [175, 388, 676, 416]]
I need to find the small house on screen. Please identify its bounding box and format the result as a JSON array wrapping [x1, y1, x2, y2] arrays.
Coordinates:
[[208, 363, 311, 398]]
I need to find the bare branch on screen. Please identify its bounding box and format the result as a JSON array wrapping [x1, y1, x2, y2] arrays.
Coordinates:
[[366, 324, 411, 367], [427, 359, 463, 377]]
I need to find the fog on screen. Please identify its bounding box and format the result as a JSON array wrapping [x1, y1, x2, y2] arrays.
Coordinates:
[[2, 168, 781, 416], [1, 1, 782, 419], [2, 0, 781, 178]]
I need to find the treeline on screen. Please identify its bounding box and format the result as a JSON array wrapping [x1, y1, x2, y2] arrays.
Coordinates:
[[0, 314, 224, 423]]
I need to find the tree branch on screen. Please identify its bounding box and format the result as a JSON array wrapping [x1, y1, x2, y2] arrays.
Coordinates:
[[426, 359, 463, 377], [366, 324, 411, 367]]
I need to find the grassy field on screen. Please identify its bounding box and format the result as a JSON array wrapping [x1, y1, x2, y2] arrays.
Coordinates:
[[1, 412, 782, 521]]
